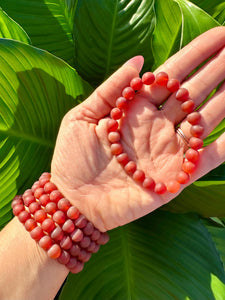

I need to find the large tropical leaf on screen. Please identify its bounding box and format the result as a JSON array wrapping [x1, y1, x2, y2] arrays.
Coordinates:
[[0, 8, 30, 43], [73, 0, 155, 86], [0, 0, 77, 66], [59, 211, 225, 300], [0, 39, 91, 229]]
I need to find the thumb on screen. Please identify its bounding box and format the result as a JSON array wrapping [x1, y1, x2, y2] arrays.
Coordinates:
[[79, 56, 144, 121]]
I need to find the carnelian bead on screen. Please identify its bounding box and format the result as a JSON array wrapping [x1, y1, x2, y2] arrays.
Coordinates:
[[50, 190, 63, 203], [30, 226, 44, 241], [53, 211, 66, 224], [142, 72, 155, 85], [154, 183, 167, 194], [167, 79, 180, 92], [42, 218, 56, 233], [182, 161, 196, 174], [155, 72, 169, 86], [39, 172, 51, 180], [44, 182, 57, 194], [116, 153, 129, 166], [167, 181, 180, 193], [133, 170, 145, 182], [45, 202, 57, 214], [23, 195, 36, 207], [34, 210, 47, 223], [116, 97, 129, 110], [62, 219, 75, 233], [39, 236, 53, 250], [142, 177, 155, 190], [67, 206, 80, 220], [48, 244, 61, 259], [39, 194, 50, 206], [51, 227, 64, 241], [130, 77, 143, 91], [181, 100, 195, 113], [39, 177, 50, 188], [185, 149, 199, 163], [177, 171, 190, 184], [189, 137, 203, 150], [60, 236, 73, 250], [108, 131, 120, 143], [176, 88, 189, 102], [107, 119, 118, 132], [12, 199, 23, 209], [71, 228, 84, 242], [190, 125, 204, 138], [122, 87, 135, 100], [28, 202, 40, 214], [13, 204, 24, 216], [111, 143, 123, 155], [58, 250, 70, 265], [124, 161, 137, 175], [58, 198, 71, 212], [23, 189, 33, 198], [25, 219, 37, 231], [34, 188, 45, 199], [110, 108, 123, 120], [18, 211, 31, 223], [187, 112, 201, 125]]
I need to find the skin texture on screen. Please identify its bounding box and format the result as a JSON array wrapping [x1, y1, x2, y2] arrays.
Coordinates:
[[1, 27, 225, 300], [51, 26, 225, 232]]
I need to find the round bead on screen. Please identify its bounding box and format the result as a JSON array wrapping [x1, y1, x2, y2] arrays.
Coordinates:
[[51, 226, 64, 241], [67, 206, 80, 220], [71, 228, 84, 242], [83, 222, 94, 236], [87, 241, 96, 252], [182, 161, 196, 174], [177, 171, 190, 184], [190, 125, 204, 138], [25, 218, 37, 232], [23, 190, 33, 198], [53, 211, 66, 225], [39, 172, 51, 181], [154, 183, 167, 194], [48, 244, 61, 259], [80, 236, 91, 249], [23, 195, 35, 207], [34, 210, 47, 223], [18, 211, 31, 223], [11, 198, 23, 209], [70, 261, 84, 274], [116, 153, 130, 166], [142, 72, 155, 85], [44, 182, 57, 194], [60, 236, 73, 250], [108, 131, 120, 143], [39, 194, 50, 207], [78, 250, 92, 262], [167, 79, 180, 92], [34, 188, 45, 199], [176, 88, 189, 102], [92, 243, 100, 253], [185, 149, 199, 163], [91, 229, 101, 241], [28, 202, 41, 214], [96, 233, 110, 245], [107, 119, 118, 132], [181, 100, 195, 113], [133, 170, 145, 182], [130, 77, 143, 91], [155, 72, 169, 86], [39, 177, 50, 188], [124, 161, 137, 175], [39, 236, 53, 250], [57, 198, 71, 212], [62, 219, 75, 233], [110, 108, 123, 120], [66, 257, 78, 269], [116, 97, 129, 110], [41, 218, 56, 233], [74, 215, 87, 228], [189, 137, 203, 150], [111, 143, 123, 155], [122, 87, 135, 100], [32, 181, 40, 192], [142, 177, 155, 190], [50, 190, 63, 203], [45, 202, 57, 214], [187, 112, 201, 125], [30, 226, 44, 241], [57, 250, 70, 265], [13, 204, 24, 216], [70, 244, 81, 257], [167, 181, 180, 194]]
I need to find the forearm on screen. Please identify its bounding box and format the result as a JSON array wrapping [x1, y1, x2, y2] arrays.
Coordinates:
[[0, 217, 69, 300]]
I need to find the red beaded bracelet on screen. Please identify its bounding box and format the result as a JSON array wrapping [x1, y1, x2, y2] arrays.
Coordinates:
[[12, 172, 109, 274], [107, 71, 203, 194]]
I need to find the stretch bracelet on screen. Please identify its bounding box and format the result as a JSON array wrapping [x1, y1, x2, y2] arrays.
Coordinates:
[[12, 172, 109, 274]]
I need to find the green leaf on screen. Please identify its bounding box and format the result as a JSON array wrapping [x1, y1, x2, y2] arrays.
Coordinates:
[[0, 0, 77, 66], [59, 211, 225, 300], [152, 0, 182, 69], [174, 0, 220, 48], [73, 0, 155, 86], [0, 39, 90, 229], [0, 8, 30, 43], [164, 180, 225, 217]]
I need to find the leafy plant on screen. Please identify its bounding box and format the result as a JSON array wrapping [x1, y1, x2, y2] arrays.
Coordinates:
[[1, 0, 225, 299]]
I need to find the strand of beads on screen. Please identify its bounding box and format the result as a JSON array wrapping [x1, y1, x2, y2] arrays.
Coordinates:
[[12, 172, 109, 274], [107, 71, 204, 195]]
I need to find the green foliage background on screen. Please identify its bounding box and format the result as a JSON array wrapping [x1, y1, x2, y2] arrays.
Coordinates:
[[1, 0, 225, 299]]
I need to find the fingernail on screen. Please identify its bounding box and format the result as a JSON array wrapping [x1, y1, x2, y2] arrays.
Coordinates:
[[123, 55, 144, 73]]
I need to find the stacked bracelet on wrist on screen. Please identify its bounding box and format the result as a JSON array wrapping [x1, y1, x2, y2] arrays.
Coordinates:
[[12, 172, 109, 274]]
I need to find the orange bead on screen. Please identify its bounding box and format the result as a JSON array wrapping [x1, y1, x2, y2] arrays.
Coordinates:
[[167, 181, 180, 193], [182, 161, 196, 174], [177, 171, 190, 184]]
